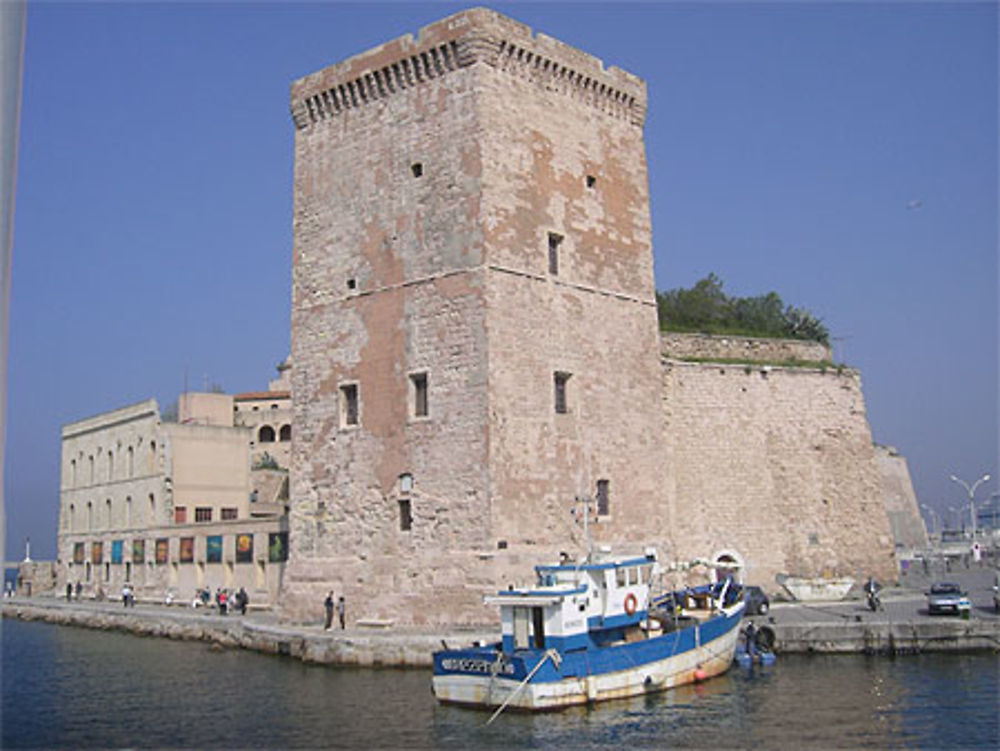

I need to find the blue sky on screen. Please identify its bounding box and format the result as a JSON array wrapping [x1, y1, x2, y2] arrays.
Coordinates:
[[6, 2, 997, 558]]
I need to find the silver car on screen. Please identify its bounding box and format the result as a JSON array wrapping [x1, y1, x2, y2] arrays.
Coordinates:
[[926, 582, 971, 616]]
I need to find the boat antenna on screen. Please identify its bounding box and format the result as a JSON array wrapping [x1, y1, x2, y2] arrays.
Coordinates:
[[571, 495, 595, 561]]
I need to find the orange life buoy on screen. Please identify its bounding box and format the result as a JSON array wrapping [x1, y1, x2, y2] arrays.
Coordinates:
[[624, 593, 638, 616]]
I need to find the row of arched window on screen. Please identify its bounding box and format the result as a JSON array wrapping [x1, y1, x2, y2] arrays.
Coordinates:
[[66, 493, 157, 532], [258, 425, 291, 443], [68, 441, 157, 489]]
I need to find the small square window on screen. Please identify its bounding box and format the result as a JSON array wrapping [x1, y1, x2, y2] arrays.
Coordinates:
[[548, 233, 563, 276], [411, 162, 423, 178], [586, 175, 596, 188], [554, 371, 571, 414], [221, 508, 238, 521], [410, 372, 428, 418], [195, 507, 212, 523], [174, 506, 187, 524], [340, 383, 359, 427], [347, 278, 357, 290]]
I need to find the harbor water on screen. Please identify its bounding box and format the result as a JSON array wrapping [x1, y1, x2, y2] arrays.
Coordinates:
[[3, 618, 997, 749]]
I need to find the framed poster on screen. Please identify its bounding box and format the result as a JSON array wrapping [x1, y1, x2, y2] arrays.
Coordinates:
[[91, 541, 103, 564], [235, 533, 253, 564], [179, 537, 194, 563], [111, 540, 123, 564], [206, 535, 223, 564], [73, 542, 85, 564], [155, 538, 169, 565], [132, 539, 145, 565], [268, 532, 288, 563]]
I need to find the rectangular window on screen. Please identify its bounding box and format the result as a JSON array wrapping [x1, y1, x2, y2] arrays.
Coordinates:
[[179, 537, 194, 563], [340, 383, 359, 427], [410, 372, 428, 418], [195, 507, 212, 523], [221, 508, 238, 520], [399, 499, 412, 532], [554, 371, 571, 414], [174, 506, 187, 524], [548, 232, 562, 275], [596, 479, 610, 516]]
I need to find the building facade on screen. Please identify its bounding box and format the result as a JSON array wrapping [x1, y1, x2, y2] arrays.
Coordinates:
[[57, 392, 289, 606]]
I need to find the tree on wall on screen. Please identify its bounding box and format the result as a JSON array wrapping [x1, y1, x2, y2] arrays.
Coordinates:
[[657, 273, 829, 345]]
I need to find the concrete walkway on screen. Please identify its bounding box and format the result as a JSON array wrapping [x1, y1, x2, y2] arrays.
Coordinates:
[[4, 565, 998, 664]]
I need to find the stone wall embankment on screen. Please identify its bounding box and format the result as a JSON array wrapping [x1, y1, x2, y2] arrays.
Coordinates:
[[661, 332, 831, 363], [2, 601, 492, 667]]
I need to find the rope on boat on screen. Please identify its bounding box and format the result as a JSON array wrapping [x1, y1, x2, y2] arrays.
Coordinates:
[[485, 649, 560, 726]]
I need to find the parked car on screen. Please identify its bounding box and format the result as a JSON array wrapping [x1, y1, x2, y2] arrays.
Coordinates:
[[926, 582, 971, 616], [742, 585, 770, 615]]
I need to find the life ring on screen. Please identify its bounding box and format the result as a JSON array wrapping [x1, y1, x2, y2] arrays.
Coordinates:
[[624, 593, 638, 616]]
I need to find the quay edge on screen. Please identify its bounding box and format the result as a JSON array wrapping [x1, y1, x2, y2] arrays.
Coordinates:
[[4, 600, 999, 666]]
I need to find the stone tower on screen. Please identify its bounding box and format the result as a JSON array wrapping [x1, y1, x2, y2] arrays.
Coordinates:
[[283, 8, 669, 624]]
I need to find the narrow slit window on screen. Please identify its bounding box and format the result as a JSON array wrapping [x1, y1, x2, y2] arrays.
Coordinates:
[[554, 371, 571, 414], [548, 232, 563, 275], [410, 372, 428, 418], [340, 383, 359, 427], [596, 479, 610, 516], [398, 498, 412, 532]]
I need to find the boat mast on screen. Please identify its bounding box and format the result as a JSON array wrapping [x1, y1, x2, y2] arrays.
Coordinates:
[[573, 496, 595, 561]]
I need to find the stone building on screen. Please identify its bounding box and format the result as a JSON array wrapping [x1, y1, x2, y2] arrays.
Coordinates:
[[875, 444, 929, 551], [57, 388, 289, 606], [281, 8, 899, 625]]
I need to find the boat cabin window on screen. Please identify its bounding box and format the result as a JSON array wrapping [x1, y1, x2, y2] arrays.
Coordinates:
[[513, 607, 531, 650], [616, 568, 626, 587], [532, 607, 546, 649]]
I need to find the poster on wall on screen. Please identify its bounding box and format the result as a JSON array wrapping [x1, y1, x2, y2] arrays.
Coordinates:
[[73, 542, 85, 564], [235, 534, 253, 563], [206, 535, 223, 564], [132, 539, 145, 564], [268, 532, 288, 563], [155, 538, 169, 565], [179, 537, 194, 563], [111, 540, 123, 564], [91, 542, 103, 564]]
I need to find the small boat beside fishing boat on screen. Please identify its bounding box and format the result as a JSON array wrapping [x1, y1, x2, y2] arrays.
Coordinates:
[[779, 575, 855, 602], [431, 546, 745, 712]]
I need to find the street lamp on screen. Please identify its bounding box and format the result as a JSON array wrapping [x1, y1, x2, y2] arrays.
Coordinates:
[[950, 473, 991, 539], [920, 503, 939, 537]]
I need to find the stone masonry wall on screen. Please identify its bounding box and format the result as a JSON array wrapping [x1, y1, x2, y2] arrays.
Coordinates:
[[663, 359, 898, 591], [661, 332, 832, 364], [875, 445, 929, 551]]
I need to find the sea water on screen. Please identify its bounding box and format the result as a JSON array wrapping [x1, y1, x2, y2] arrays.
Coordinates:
[[2, 618, 997, 749]]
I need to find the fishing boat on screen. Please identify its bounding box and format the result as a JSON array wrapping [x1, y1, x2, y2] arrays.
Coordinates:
[[431, 545, 745, 712]]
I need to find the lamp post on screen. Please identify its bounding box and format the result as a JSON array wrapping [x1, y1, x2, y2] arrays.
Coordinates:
[[950, 473, 991, 539], [920, 503, 939, 537]]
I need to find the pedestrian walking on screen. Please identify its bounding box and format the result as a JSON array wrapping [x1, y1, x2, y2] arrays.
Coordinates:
[[237, 587, 249, 616], [324, 591, 335, 630], [66, 582, 73, 602], [337, 595, 346, 630], [75, 581, 82, 601]]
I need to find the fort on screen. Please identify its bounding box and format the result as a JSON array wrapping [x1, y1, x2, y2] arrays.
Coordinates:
[[279, 8, 906, 626]]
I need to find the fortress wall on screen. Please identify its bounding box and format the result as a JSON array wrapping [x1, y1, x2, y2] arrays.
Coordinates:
[[663, 359, 897, 592], [661, 332, 831, 364], [875, 445, 929, 551]]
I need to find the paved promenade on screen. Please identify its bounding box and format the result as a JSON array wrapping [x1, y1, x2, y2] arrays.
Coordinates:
[[4, 565, 998, 665]]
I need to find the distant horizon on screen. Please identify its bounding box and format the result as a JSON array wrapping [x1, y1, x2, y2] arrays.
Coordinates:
[[6, 2, 997, 558]]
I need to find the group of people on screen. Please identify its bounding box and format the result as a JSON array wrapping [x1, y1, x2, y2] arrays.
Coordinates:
[[64, 582, 84, 602], [191, 586, 249, 615], [120, 583, 137, 607], [324, 591, 346, 630]]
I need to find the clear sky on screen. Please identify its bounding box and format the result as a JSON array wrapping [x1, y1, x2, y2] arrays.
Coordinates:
[[6, 2, 997, 559]]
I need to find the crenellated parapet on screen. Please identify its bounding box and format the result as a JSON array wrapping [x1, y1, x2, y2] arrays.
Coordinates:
[[290, 7, 646, 130]]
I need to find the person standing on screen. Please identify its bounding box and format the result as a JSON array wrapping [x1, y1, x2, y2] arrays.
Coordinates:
[[74, 582, 82, 601], [237, 587, 249, 616], [337, 595, 346, 630], [324, 591, 335, 630], [66, 582, 73, 602]]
